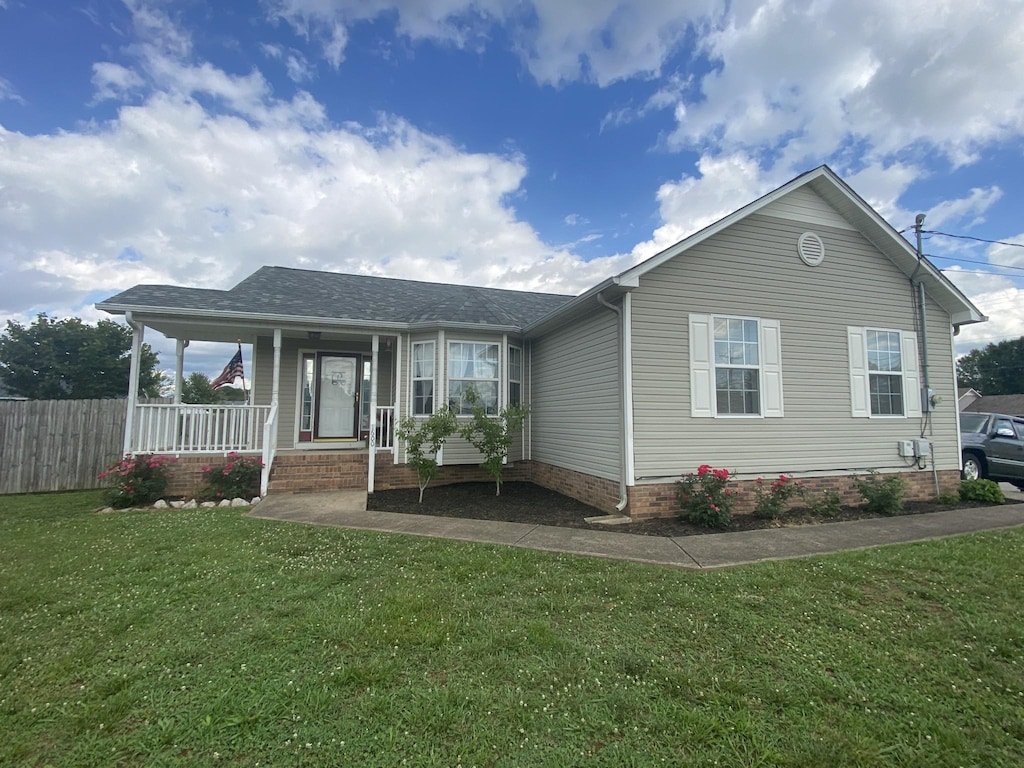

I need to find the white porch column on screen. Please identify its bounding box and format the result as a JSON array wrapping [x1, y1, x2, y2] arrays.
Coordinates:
[[368, 334, 379, 495], [393, 333, 402, 464], [271, 329, 282, 405], [173, 339, 189, 404], [123, 312, 144, 455]]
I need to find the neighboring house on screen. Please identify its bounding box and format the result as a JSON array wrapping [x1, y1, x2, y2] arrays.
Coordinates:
[[965, 395, 1024, 418], [958, 387, 982, 411], [97, 166, 985, 518]]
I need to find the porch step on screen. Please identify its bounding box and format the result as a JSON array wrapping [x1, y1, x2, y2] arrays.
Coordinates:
[[267, 452, 369, 494]]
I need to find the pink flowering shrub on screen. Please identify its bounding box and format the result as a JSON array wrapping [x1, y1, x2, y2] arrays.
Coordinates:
[[752, 474, 805, 520], [677, 464, 735, 529], [199, 452, 264, 502], [97, 454, 177, 508]]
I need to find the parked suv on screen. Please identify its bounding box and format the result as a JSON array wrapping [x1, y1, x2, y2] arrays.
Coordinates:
[[960, 412, 1024, 488]]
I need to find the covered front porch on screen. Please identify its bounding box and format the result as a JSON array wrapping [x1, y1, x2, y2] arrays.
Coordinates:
[[121, 312, 404, 495]]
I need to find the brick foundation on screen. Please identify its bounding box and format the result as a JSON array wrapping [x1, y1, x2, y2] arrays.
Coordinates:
[[626, 469, 963, 520], [162, 455, 217, 499], [527, 461, 623, 514]]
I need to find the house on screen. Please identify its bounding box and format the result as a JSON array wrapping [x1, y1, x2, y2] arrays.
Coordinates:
[[97, 166, 985, 518], [958, 387, 982, 411], [964, 394, 1024, 418]]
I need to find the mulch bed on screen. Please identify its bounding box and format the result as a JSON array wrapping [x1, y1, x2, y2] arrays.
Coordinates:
[[366, 480, 991, 538]]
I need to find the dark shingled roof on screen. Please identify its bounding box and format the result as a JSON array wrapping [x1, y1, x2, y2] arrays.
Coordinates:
[[98, 266, 574, 329], [965, 395, 1024, 417]]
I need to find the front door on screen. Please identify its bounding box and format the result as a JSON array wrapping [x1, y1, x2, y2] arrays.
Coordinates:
[[314, 354, 360, 440]]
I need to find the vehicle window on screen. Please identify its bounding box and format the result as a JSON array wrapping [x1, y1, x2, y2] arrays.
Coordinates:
[[959, 413, 988, 433], [1015, 421, 1024, 440], [994, 418, 1015, 435]]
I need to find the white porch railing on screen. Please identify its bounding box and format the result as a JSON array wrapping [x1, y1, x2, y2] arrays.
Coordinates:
[[260, 403, 279, 496], [130, 403, 273, 454], [375, 405, 395, 450]]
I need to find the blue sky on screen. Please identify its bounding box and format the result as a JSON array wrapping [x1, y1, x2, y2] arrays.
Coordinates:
[[1, 0, 1024, 377]]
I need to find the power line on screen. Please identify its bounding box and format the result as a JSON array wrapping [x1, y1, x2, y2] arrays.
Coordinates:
[[931, 254, 1024, 273], [926, 230, 1024, 249]]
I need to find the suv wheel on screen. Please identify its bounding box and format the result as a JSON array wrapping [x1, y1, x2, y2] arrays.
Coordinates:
[[962, 453, 984, 481]]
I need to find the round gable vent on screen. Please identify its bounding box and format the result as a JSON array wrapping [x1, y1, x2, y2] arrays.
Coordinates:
[[798, 232, 825, 266]]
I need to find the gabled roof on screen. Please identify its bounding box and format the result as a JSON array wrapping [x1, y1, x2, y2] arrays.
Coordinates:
[[526, 165, 986, 334], [98, 266, 574, 331]]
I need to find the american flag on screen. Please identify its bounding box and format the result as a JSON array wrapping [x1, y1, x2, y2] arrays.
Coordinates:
[[211, 347, 244, 389]]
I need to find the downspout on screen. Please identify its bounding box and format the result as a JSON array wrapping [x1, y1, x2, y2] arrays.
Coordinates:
[[596, 292, 629, 513]]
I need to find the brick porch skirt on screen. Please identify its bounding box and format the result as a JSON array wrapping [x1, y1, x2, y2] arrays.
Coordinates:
[[160, 451, 961, 520]]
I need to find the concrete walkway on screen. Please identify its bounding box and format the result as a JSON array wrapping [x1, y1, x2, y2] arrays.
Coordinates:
[[248, 490, 1024, 570]]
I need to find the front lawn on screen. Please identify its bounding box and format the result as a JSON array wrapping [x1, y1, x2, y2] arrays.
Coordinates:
[[2, 491, 1023, 766]]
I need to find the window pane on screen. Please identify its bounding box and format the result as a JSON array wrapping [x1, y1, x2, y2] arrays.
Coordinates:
[[509, 381, 521, 407], [869, 373, 903, 415], [867, 331, 901, 372], [509, 347, 522, 382], [413, 380, 433, 416], [413, 343, 434, 378], [449, 380, 498, 415], [715, 366, 760, 415]]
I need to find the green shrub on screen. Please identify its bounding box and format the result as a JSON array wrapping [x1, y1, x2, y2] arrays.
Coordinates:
[[458, 390, 530, 497], [853, 471, 906, 516], [751, 474, 804, 520], [98, 454, 177, 508], [677, 465, 735, 529], [806, 488, 843, 518], [936, 492, 961, 506], [959, 479, 1005, 504], [396, 407, 458, 503], [199, 452, 264, 502]]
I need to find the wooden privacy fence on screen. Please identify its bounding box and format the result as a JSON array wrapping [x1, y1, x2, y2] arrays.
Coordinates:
[[0, 399, 130, 495]]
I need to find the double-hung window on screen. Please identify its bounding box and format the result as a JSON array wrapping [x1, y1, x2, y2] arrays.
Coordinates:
[[411, 341, 435, 416], [448, 341, 499, 415], [689, 314, 783, 418], [848, 327, 921, 417], [508, 345, 523, 408]]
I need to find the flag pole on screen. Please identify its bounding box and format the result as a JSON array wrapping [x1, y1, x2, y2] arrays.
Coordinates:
[[238, 340, 249, 405]]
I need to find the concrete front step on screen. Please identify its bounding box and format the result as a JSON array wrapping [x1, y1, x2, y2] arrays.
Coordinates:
[[268, 451, 369, 493]]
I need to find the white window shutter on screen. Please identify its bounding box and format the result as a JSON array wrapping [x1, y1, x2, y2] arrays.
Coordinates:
[[902, 332, 922, 417], [760, 319, 784, 417], [848, 327, 869, 418], [689, 314, 714, 417]]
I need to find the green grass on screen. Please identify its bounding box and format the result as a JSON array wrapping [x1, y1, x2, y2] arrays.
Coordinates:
[[2, 491, 1023, 767]]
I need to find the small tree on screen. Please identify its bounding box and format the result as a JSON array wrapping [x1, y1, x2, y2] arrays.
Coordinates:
[[458, 389, 529, 496], [396, 407, 457, 503]]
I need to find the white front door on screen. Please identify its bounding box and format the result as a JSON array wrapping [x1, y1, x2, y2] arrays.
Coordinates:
[[315, 354, 359, 439]]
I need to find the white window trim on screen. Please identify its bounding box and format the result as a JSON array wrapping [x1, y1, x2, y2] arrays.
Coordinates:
[[411, 340, 436, 416], [508, 344, 523, 408], [689, 314, 783, 419], [848, 327, 921, 418], [447, 339, 500, 416]]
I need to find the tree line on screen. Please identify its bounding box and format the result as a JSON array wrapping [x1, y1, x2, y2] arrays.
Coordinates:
[[0, 314, 241, 402]]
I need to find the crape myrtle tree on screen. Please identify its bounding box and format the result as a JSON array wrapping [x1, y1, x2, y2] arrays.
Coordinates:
[[957, 337, 1024, 395], [0, 314, 164, 399]]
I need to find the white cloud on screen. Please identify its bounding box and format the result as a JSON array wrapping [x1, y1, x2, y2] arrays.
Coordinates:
[[91, 62, 145, 103], [667, 0, 1024, 169], [261, 0, 714, 85], [0, 76, 23, 103]]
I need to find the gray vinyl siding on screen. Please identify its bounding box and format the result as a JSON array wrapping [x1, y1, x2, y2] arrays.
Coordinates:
[[253, 335, 395, 450], [630, 207, 960, 480], [531, 307, 621, 481]]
